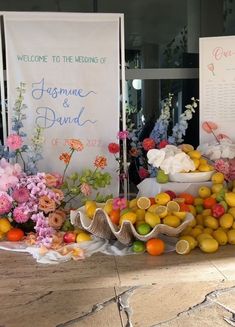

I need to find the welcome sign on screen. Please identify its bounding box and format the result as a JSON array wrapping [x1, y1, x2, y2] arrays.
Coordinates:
[[4, 12, 122, 196]]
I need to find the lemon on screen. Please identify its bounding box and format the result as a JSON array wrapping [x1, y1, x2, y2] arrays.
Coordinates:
[[191, 158, 200, 170], [219, 213, 234, 229], [203, 227, 213, 235], [86, 205, 97, 219], [188, 218, 197, 227], [144, 212, 160, 228], [129, 198, 138, 209], [180, 226, 192, 236], [0, 218, 12, 233], [212, 229, 228, 245], [198, 186, 211, 198], [202, 209, 212, 216], [135, 209, 146, 221], [194, 197, 204, 205], [190, 227, 203, 238], [173, 211, 187, 220], [188, 150, 201, 159], [228, 207, 235, 218], [166, 201, 180, 213], [137, 197, 151, 210], [155, 193, 171, 205], [197, 233, 213, 243], [211, 184, 224, 194], [148, 204, 160, 213], [232, 221, 235, 229], [204, 216, 219, 230], [198, 164, 212, 172], [103, 202, 113, 215], [179, 235, 198, 249], [196, 214, 204, 225], [163, 215, 181, 228], [0, 231, 5, 240], [175, 240, 191, 254], [225, 193, 235, 207], [76, 232, 92, 243], [227, 230, 235, 244], [199, 238, 219, 253], [85, 200, 96, 211], [212, 172, 225, 184], [119, 212, 137, 225], [181, 144, 194, 153], [199, 158, 208, 165], [155, 205, 168, 218]]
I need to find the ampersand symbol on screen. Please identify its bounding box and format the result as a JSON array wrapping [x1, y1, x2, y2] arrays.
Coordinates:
[[63, 98, 70, 108]]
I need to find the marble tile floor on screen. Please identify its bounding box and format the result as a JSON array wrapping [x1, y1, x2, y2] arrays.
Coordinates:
[[0, 245, 235, 327]]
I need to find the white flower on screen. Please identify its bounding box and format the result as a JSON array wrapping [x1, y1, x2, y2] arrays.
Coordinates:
[[147, 149, 165, 167]]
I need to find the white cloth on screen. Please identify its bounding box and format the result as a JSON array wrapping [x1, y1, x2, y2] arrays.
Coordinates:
[[137, 178, 212, 197], [0, 235, 177, 264]]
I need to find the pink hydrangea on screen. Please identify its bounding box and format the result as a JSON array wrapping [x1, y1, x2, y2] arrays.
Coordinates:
[[12, 187, 30, 203], [13, 207, 29, 223], [0, 192, 13, 215], [214, 159, 230, 179], [228, 159, 235, 181], [6, 134, 23, 150], [80, 183, 92, 196]]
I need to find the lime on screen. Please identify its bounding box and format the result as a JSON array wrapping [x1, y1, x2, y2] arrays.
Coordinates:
[[132, 240, 146, 253], [136, 223, 152, 235]]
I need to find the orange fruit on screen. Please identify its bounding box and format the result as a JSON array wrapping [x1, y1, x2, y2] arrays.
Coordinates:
[[179, 203, 190, 212], [203, 197, 216, 209], [178, 193, 194, 205], [109, 209, 120, 225], [137, 197, 151, 210], [7, 228, 24, 242], [146, 238, 165, 256]]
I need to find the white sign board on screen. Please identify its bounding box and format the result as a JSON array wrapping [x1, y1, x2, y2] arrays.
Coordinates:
[[4, 12, 122, 196], [200, 36, 235, 143]]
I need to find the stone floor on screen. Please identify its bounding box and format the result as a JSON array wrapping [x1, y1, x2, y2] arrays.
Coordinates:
[[1, 245, 235, 327]]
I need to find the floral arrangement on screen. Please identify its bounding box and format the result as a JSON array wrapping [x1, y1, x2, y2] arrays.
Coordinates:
[[0, 84, 112, 250], [108, 95, 198, 185]]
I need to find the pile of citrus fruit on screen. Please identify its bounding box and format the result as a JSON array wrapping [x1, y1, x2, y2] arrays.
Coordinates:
[[179, 145, 214, 172]]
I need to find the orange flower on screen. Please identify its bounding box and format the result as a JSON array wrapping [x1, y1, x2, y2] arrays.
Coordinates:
[[38, 195, 56, 214], [45, 173, 58, 187], [48, 210, 66, 230], [66, 139, 84, 151], [59, 152, 71, 164], [94, 156, 107, 169]]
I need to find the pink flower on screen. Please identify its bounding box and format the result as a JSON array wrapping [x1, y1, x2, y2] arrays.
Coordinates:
[[142, 138, 155, 151], [214, 159, 230, 179], [158, 139, 169, 149], [0, 192, 13, 214], [138, 167, 150, 179], [6, 134, 23, 150], [117, 131, 129, 140], [228, 159, 235, 181], [80, 183, 92, 196], [94, 156, 107, 169], [113, 197, 127, 210], [12, 187, 30, 203], [13, 206, 29, 223]]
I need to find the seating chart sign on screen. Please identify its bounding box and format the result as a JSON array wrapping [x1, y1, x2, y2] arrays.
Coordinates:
[[200, 36, 235, 143], [4, 12, 122, 196]]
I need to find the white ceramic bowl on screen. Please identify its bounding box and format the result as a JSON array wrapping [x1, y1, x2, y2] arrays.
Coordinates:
[[168, 171, 214, 183]]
